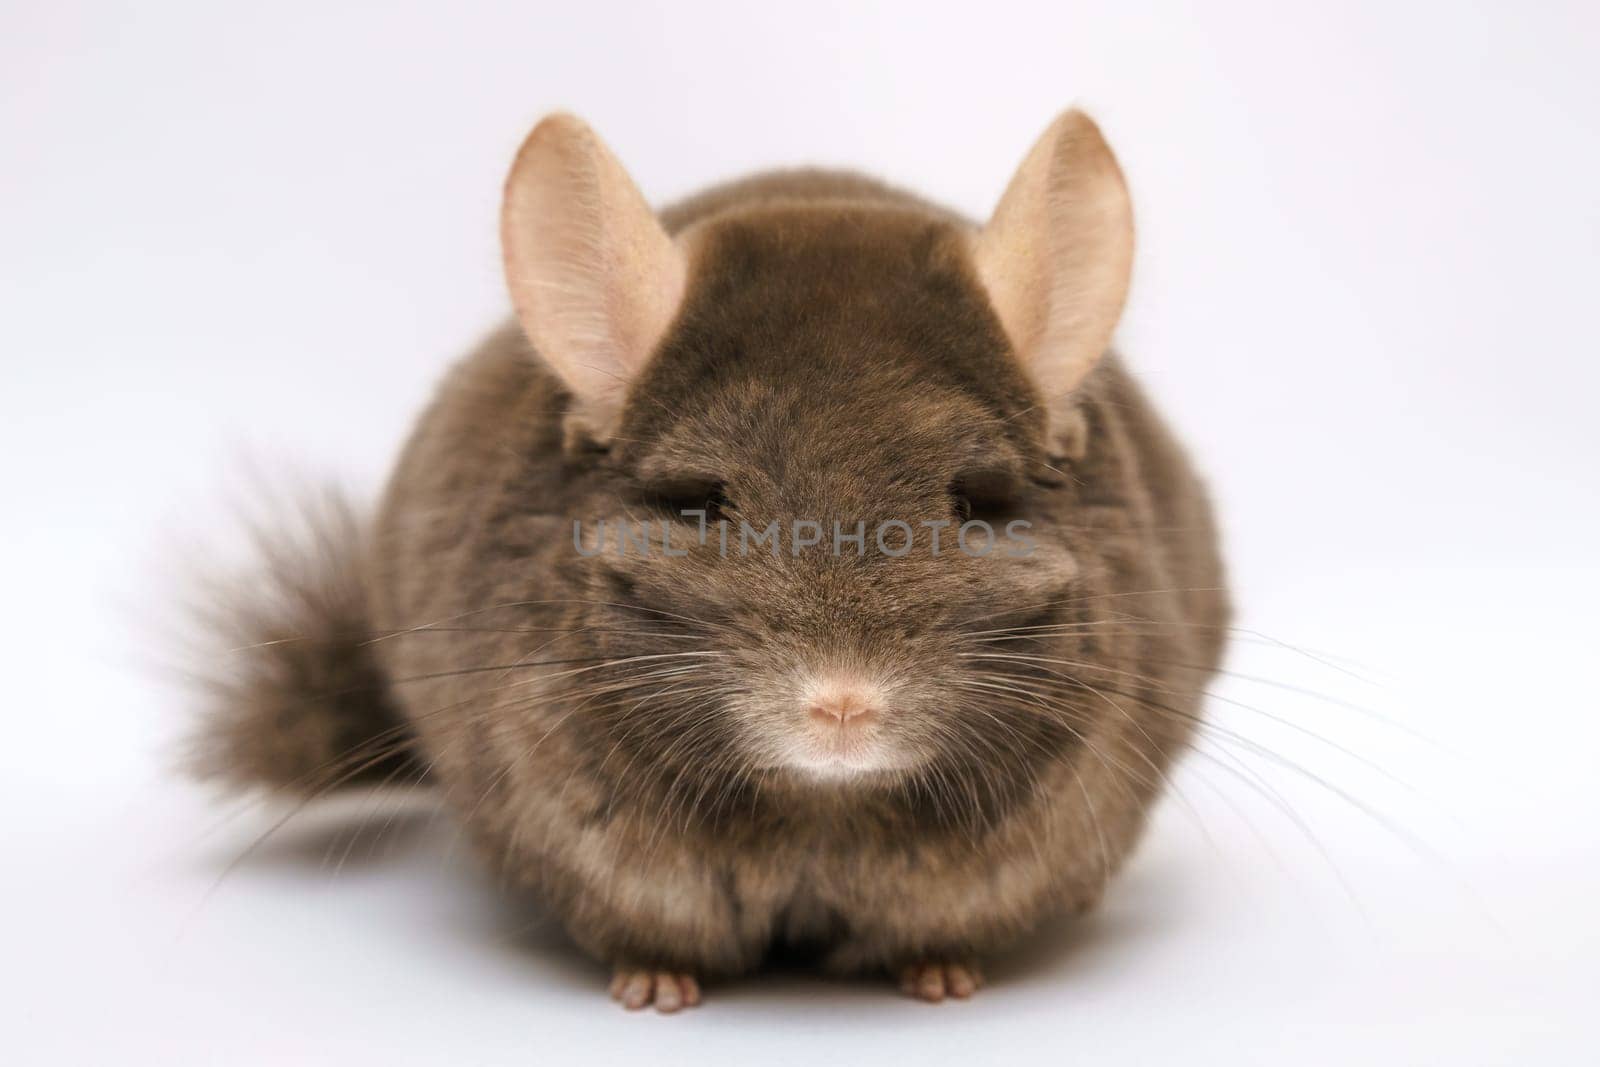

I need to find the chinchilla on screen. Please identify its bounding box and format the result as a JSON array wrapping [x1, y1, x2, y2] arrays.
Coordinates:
[[187, 110, 1230, 1011]]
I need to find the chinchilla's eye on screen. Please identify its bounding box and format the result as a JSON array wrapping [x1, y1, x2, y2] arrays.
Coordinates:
[[697, 483, 731, 522], [948, 470, 1022, 523], [640, 479, 731, 523]]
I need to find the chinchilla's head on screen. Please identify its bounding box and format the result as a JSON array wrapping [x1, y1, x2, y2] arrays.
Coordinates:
[[499, 112, 1135, 804]]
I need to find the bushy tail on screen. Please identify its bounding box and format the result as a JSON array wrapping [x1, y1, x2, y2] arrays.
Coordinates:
[[183, 487, 422, 797]]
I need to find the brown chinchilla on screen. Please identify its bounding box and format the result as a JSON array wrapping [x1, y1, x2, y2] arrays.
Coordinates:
[[189, 109, 1230, 1011]]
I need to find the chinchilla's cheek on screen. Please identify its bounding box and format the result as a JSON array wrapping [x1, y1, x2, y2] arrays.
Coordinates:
[[944, 534, 1079, 620]]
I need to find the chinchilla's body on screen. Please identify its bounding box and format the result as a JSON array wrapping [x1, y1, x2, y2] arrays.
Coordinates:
[[191, 113, 1229, 1010]]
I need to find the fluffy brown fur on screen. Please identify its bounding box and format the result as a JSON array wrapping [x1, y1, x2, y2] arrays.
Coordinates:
[[189, 117, 1229, 1009], [185, 489, 419, 795]]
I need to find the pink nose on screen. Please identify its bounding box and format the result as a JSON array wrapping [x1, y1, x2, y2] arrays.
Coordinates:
[[806, 684, 880, 726]]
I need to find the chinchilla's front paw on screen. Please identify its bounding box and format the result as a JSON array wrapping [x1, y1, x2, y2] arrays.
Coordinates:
[[898, 960, 985, 1002], [608, 967, 703, 1013]]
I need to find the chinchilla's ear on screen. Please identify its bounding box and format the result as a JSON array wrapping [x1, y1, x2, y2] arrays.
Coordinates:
[[500, 114, 687, 443], [971, 110, 1133, 458]]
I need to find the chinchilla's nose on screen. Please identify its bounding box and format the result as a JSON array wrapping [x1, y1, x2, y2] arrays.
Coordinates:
[[804, 678, 882, 726]]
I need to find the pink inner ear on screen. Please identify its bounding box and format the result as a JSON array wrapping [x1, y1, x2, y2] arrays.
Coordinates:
[[500, 113, 687, 438], [970, 110, 1133, 410]]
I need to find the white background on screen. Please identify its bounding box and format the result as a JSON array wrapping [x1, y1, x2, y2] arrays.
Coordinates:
[[4, 1, 1597, 1063]]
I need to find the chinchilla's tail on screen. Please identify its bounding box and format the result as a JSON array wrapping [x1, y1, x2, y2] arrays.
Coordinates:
[[182, 487, 423, 797]]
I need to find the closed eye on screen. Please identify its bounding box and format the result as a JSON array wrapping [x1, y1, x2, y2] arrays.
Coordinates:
[[948, 468, 1024, 523], [636, 478, 731, 523]]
